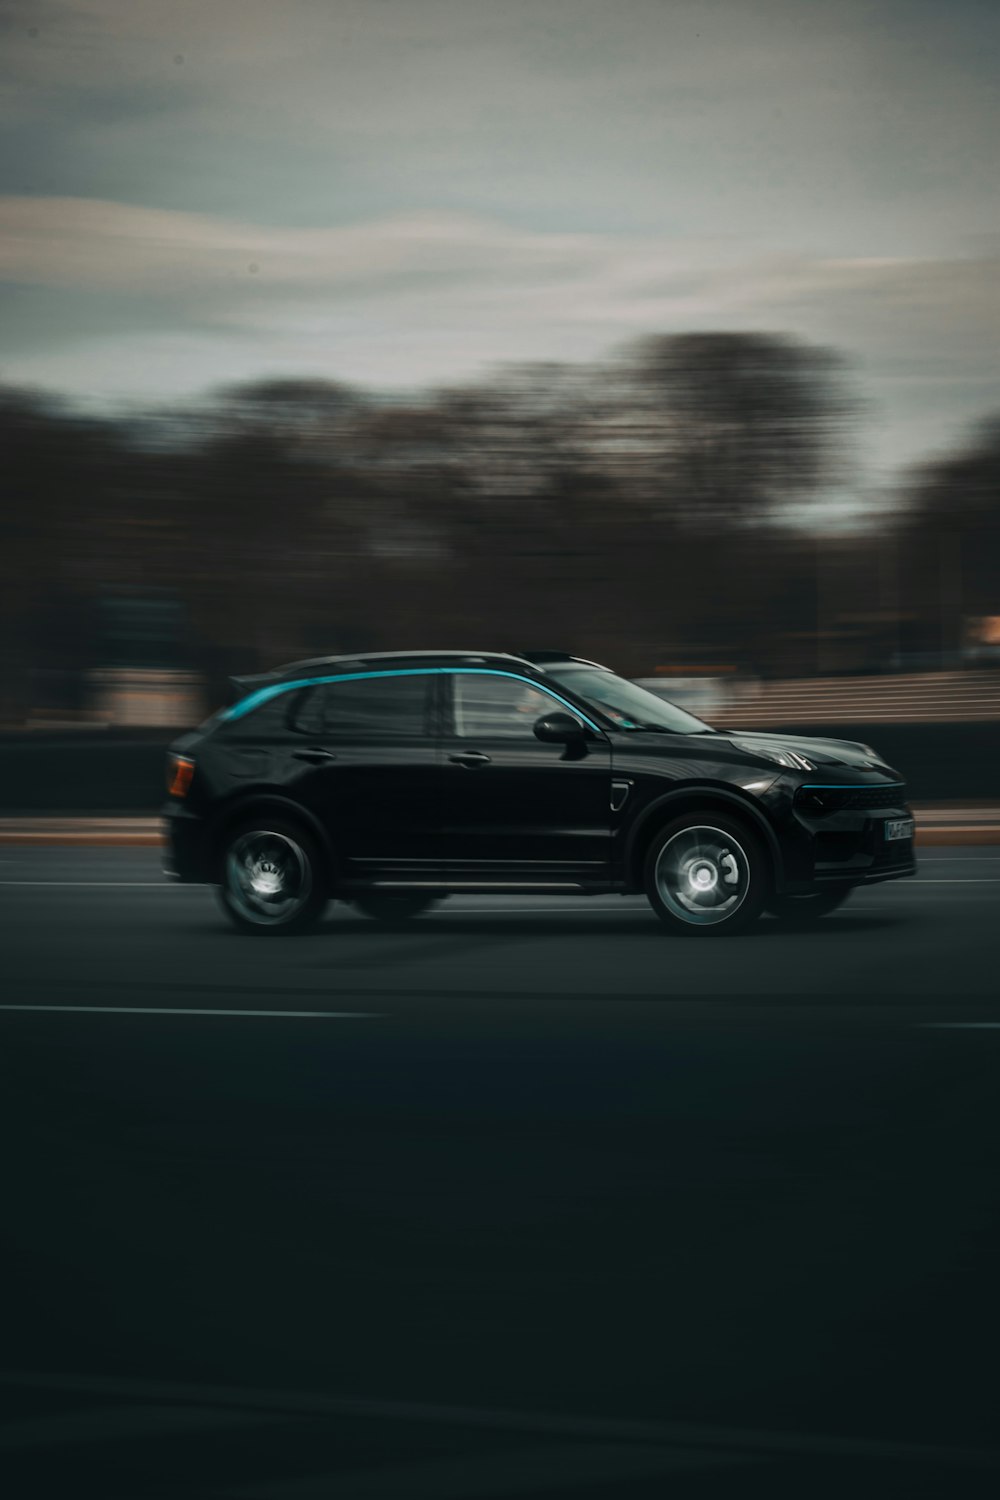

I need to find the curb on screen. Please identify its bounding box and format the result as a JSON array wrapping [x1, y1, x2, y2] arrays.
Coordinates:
[[0, 831, 164, 846], [1, 822, 999, 848], [916, 828, 1000, 846]]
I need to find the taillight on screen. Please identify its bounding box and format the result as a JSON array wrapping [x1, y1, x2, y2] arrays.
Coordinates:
[[167, 754, 195, 798]]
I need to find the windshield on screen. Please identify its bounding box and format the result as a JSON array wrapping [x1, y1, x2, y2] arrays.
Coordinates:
[[544, 665, 714, 734]]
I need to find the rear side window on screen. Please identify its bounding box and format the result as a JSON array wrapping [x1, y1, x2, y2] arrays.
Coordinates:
[[321, 673, 431, 739]]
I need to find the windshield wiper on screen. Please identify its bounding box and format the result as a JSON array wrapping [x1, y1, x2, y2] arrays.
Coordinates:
[[618, 721, 717, 735]]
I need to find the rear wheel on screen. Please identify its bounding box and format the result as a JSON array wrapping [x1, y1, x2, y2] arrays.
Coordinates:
[[217, 818, 328, 936], [644, 813, 768, 936], [352, 893, 442, 927], [767, 887, 852, 922]]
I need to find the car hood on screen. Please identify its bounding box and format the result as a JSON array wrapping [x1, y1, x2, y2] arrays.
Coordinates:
[[718, 727, 891, 771]]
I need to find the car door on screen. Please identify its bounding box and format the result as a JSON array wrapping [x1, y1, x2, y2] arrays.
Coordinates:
[[437, 669, 612, 887], [283, 671, 441, 883]]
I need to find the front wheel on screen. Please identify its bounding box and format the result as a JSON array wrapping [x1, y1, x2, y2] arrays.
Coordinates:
[[351, 893, 443, 927], [644, 813, 768, 936], [766, 888, 853, 922], [217, 818, 328, 936]]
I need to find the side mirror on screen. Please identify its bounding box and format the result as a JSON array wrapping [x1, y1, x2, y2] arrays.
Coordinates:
[[534, 711, 586, 746]]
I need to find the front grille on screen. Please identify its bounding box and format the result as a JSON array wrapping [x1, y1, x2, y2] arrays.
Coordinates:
[[797, 783, 907, 815]]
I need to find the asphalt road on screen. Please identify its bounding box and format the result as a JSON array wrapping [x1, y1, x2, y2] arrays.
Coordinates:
[[3, 848, 1000, 1497]]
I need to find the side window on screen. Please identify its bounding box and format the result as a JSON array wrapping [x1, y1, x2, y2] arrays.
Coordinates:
[[322, 674, 430, 739], [454, 674, 570, 738], [287, 685, 325, 737]]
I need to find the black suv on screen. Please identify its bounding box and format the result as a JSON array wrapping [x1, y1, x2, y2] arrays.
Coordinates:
[[164, 650, 915, 935]]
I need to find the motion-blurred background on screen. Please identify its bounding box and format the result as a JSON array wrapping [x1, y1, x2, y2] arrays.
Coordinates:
[[2, 0, 998, 805], [5, 12, 1000, 1493]]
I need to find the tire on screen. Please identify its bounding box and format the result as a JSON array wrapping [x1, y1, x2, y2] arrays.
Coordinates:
[[352, 893, 442, 927], [766, 887, 853, 922], [644, 812, 768, 936], [217, 817, 328, 936]]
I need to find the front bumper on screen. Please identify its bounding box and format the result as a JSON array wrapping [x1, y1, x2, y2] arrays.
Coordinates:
[[769, 783, 917, 893]]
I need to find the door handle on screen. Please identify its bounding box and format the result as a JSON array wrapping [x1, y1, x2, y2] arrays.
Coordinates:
[[293, 746, 337, 764], [448, 751, 492, 767]]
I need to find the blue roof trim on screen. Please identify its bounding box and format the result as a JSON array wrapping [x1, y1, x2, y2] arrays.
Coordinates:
[[224, 666, 603, 733], [226, 667, 435, 721]]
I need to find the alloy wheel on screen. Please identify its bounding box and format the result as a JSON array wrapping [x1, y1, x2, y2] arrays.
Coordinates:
[[653, 824, 751, 927]]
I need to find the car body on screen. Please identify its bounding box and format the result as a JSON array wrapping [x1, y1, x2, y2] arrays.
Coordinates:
[[163, 650, 916, 934]]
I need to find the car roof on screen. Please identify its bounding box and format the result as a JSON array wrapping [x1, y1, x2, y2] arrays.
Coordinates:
[[271, 650, 610, 678], [228, 650, 613, 703], [271, 650, 537, 679]]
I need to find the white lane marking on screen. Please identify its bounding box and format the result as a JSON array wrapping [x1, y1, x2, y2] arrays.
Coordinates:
[[0, 1404, 285, 1452], [2, 1370, 997, 1470], [918, 1023, 1000, 1030], [2, 879, 1000, 892], [0, 1005, 381, 1019]]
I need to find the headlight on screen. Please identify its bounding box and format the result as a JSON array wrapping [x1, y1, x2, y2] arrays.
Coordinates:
[[732, 740, 816, 771]]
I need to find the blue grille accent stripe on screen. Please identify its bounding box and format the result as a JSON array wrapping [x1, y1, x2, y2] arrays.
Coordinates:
[[224, 667, 603, 733]]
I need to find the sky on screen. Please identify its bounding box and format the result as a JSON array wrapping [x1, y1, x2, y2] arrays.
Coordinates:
[[1, 0, 998, 477]]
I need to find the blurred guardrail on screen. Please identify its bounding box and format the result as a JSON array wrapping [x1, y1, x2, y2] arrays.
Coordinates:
[[0, 671, 996, 811], [636, 670, 1000, 724], [724, 669, 1000, 725]]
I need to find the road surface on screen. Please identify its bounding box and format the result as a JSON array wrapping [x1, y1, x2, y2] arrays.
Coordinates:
[[2, 848, 1000, 1496]]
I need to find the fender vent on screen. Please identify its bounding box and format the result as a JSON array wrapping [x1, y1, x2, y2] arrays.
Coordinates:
[[611, 779, 631, 812]]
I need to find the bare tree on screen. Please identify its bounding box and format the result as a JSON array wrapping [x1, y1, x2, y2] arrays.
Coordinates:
[[627, 331, 860, 525]]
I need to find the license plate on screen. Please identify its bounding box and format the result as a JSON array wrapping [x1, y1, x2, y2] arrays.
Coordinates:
[[885, 818, 914, 842]]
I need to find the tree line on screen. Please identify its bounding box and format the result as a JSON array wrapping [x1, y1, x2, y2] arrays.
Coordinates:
[[2, 331, 997, 722]]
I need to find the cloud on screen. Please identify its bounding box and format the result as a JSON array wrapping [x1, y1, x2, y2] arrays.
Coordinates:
[[1, 2, 997, 468], [1, 194, 997, 474], [0, 197, 606, 293], [5, 0, 998, 246], [1, 195, 996, 362]]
